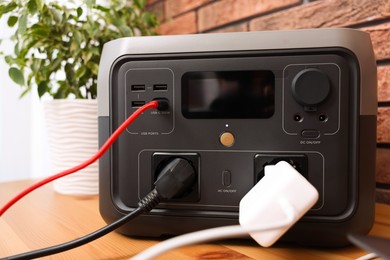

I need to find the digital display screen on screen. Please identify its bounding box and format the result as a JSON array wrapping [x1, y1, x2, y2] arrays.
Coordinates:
[[182, 70, 275, 119]]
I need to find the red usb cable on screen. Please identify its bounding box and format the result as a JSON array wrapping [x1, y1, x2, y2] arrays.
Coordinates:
[[0, 100, 159, 216]]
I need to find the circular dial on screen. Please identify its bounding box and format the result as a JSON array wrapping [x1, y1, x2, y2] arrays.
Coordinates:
[[291, 68, 331, 107]]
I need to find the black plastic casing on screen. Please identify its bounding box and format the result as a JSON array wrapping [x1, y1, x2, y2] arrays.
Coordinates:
[[98, 29, 377, 246]]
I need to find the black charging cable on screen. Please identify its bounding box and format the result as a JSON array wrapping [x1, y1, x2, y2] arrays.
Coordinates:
[[2, 157, 196, 260]]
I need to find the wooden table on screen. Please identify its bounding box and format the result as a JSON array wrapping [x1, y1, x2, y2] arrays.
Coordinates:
[[0, 180, 389, 259]]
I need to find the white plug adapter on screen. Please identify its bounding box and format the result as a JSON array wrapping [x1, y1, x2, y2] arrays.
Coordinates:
[[239, 160, 319, 247]]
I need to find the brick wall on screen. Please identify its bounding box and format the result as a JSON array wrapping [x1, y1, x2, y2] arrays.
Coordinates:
[[147, 0, 390, 203]]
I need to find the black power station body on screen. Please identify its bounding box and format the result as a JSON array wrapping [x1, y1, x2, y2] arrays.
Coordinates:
[[98, 29, 377, 246]]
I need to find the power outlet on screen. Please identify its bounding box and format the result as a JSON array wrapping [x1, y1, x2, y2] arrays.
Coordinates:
[[254, 153, 308, 183], [152, 152, 200, 202]]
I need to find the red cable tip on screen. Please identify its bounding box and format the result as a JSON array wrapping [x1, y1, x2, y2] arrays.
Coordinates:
[[0, 100, 161, 217]]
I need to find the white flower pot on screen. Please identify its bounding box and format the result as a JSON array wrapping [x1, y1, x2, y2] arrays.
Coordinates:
[[43, 99, 98, 195]]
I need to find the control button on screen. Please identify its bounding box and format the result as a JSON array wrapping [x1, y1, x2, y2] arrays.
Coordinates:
[[222, 170, 232, 187], [220, 132, 235, 147], [292, 68, 330, 107], [301, 129, 320, 139]]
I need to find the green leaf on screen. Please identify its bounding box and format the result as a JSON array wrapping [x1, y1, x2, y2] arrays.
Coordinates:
[[50, 8, 62, 23], [73, 30, 82, 44], [4, 55, 13, 65], [75, 66, 87, 79], [35, 71, 45, 83], [30, 24, 50, 37], [142, 12, 158, 29], [14, 42, 19, 56], [70, 41, 78, 53], [118, 24, 132, 36], [27, 0, 38, 15], [27, 73, 33, 86], [133, 0, 146, 9], [0, 2, 17, 16], [95, 5, 109, 12], [18, 14, 28, 35], [7, 16, 18, 27], [31, 58, 41, 73], [65, 63, 75, 80], [49, 56, 62, 72], [34, 0, 44, 11], [111, 16, 122, 27], [37, 81, 47, 97], [9, 67, 25, 86], [19, 87, 31, 99], [77, 7, 83, 17], [86, 62, 99, 75], [90, 47, 100, 55], [53, 83, 67, 99], [82, 52, 93, 64]]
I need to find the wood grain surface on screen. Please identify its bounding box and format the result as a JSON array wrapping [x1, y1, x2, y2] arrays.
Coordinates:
[[0, 179, 389, 259]]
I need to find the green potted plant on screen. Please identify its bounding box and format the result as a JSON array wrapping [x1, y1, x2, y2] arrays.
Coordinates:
[[0, 0, 158, 194]]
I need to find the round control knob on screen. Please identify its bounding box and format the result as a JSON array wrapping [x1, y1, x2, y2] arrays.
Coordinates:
[[292, 68, 330, 107], [220, 132, 235, 147]]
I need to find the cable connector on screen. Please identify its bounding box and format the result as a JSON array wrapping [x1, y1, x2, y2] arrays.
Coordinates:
[[154, 158, 196, 200], [153, 98, 169, 111], [239, 161, 319, 247], [138, 158, 196, 212], [138, 189, 160, 213]]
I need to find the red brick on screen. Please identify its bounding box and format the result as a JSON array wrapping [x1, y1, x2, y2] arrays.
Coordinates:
[[209, 22, 248, 34], [249, 0, 390, 31], [198, 0, 300, 32], [378, 107, 390, 143], [157, 11, 197, 35], [362, 24, 390, 61], [378, 66, 390, 102], [377, 148, 390, 184], [165, 0, 210, 19]]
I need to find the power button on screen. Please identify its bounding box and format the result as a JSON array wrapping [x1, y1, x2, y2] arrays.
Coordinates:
[[220, 132, 235, 147]]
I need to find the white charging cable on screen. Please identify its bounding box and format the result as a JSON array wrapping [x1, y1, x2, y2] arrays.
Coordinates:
[[132, 161, 319, 260], [357, 253, 378, 260], [132, 202, 295, 260]]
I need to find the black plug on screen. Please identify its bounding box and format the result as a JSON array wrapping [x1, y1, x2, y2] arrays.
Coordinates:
[[154, 158, 196, 200], [154, 98, 169, 111], [138, 157, 196, 212]]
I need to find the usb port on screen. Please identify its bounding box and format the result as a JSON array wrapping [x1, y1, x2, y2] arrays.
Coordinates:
[[131, 101, 145, 108], [153, 84, 168, 91], [131, 84, 146, 92]]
